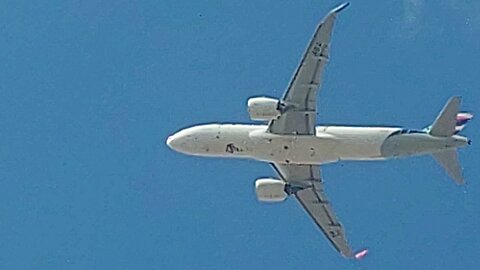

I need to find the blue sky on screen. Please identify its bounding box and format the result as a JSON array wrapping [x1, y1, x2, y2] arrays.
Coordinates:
[[0, 0, 479, 269]]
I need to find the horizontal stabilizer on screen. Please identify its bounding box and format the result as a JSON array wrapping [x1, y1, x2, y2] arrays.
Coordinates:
[[432, 149, 464, 184], [429, 97, 461, 137]]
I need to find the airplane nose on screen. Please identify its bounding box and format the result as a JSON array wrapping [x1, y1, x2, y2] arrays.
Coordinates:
[[166, 128, 195, 154], [166, 135, 176, 149]]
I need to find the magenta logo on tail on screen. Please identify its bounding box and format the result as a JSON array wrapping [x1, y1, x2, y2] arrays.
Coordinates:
[[455, 112, 473, 134]]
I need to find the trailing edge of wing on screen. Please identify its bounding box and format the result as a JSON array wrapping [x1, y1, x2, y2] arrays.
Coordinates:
[[271, 163, 353, 258], [281, 1, 349, 104], [267, 3, 349, 135], [295, 185, 354, 258]]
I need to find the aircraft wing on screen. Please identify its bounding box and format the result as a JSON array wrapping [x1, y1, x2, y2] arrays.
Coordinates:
[[268, 3, 348, 135], [272, 163, 353, 258]]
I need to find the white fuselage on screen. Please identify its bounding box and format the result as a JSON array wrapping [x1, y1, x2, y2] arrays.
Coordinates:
[[166, 124, 468, 165]]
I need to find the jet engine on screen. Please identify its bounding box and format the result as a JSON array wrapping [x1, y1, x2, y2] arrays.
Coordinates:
[[247, 97, 281, 121], [255, 178, 287, 202]]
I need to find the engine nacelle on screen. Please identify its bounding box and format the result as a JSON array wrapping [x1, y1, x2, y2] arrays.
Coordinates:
[[255, 178, 287, 202], [247, 97, 281, 121]]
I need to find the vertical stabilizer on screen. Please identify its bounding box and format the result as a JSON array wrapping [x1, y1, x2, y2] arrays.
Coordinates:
[[429, 97, 461, 137], [454, 112, 474, 134], [432, 149, 464, 184]]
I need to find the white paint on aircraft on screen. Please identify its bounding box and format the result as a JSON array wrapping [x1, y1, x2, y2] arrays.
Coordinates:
[[166, 2, 472, 259]]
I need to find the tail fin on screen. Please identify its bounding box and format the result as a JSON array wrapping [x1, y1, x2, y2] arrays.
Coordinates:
[[424, 111, 473, 134], [429, 97, 461, 137], [429, 97, 470, 184], [432, 149, 464, 184], [454, 112, 473, 134]]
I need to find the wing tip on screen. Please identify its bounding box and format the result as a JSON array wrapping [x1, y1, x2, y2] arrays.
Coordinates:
[[333, 2, 350, 14], [354, 248, 369, 260]]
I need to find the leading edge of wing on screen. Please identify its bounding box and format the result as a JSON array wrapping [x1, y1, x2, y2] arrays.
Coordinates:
[[295, 188, 354, 258], [270, 163, 354, 258], [281, 2, 349, 102], [267, 3, 349, 135]]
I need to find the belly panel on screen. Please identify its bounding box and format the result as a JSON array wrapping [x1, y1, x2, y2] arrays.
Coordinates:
[[287, 134, 339, 164], [246, 126, 401, 164]]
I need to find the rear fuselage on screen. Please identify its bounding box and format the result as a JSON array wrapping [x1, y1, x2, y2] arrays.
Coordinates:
[[166, 124, 469, 165]]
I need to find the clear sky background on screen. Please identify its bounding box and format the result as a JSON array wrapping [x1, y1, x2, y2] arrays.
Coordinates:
[[0, 0, 479, 269]]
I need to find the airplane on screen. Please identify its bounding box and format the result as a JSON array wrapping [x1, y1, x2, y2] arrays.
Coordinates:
[[166, 2, 473, 259]]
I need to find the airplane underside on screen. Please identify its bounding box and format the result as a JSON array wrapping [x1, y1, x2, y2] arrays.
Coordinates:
[[169, 124, 469, 166], [245, 125, 396, 164], [166, 2, 472, 259]]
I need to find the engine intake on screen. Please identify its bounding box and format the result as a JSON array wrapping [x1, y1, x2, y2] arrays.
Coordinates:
[[255, 178, 287, 202], [247, 97, 280, 121]]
